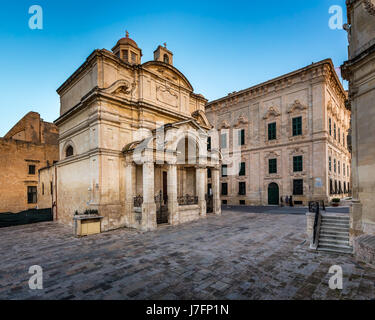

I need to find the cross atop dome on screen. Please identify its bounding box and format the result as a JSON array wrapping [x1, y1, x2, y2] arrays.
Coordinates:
[[112, 31, 142, 65]]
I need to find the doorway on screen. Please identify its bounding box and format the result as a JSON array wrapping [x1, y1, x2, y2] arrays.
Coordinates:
[[268, 183, 279, 205], [156, 171, 169, 225]]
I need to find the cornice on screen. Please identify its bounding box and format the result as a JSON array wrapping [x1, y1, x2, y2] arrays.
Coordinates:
[[206, 59, 346, 110]]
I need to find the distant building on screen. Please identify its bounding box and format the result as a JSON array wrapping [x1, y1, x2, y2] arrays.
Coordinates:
[[0, 112, 59, 213], [206, 59, 351, 206]]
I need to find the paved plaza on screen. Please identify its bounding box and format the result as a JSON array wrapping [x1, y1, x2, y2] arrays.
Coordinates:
[[0, 207, 374, 300]]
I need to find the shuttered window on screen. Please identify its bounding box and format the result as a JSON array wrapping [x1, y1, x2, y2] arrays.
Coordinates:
[[293, 156, 303, 172], [292, 117, 302, 136], [268, 123, 276, 140], [269, 159, 277, 174]]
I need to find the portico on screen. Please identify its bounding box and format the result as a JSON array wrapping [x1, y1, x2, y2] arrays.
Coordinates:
[[123, 120, 221, 231]]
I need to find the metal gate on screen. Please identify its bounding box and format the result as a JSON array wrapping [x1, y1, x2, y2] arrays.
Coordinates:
[[206, 194, 213, 213], [155, 190, 168, 224]]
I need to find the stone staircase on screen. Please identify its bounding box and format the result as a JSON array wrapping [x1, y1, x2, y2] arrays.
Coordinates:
[[318, 215, 353, 254]]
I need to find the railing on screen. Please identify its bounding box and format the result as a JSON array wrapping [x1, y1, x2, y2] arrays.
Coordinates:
[[308, 201, 325, 247], [178, 194, 198, 206]]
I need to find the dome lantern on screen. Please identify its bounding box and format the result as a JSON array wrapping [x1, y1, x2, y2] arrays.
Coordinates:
[[112, 31, 142, 65]]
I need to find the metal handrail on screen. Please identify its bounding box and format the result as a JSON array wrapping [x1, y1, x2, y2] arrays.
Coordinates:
[[312, 202, 320, 245]]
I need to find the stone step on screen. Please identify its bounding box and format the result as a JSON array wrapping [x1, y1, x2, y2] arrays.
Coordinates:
[[321, 217, 349, 222], [317, 246, 353, 254], [319, 234, 349, 241], [320, 230, 349, 237], [318, 242, 352, 250], [319, 238, 350, 246], [321, 226, 349, 232], [321, 221, 349, 227]]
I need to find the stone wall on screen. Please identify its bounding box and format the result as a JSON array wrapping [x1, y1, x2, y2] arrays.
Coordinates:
[[0, 139, 59, 213], [342, 0, 375, 241]]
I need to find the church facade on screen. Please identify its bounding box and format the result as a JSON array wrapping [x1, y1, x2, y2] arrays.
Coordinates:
[[206, 59, 351, 206], [53, 33, 221, 232]]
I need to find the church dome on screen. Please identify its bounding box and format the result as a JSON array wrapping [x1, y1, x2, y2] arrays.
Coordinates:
[[115, 32, 139, 49]]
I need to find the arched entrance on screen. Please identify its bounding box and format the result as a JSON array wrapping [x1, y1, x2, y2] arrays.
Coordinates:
[[268, 183, 279, 205]]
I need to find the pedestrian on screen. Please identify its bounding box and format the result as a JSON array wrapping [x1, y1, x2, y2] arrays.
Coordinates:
[[289, 195, 294, 207], [285, 195, 289, 205], [280, 196, 284, 207]]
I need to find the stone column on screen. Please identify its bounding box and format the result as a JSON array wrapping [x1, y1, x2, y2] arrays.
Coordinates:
[[167, 164, 179, 225], [125, 162, 134, 227], [212, 167, 221, 215], [196, 166, 207, 217], [141, 161, 157, 231]]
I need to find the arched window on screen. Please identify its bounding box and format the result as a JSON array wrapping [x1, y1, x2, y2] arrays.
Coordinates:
[[66, 145, 74, 158], [163, 54, 169, 64]]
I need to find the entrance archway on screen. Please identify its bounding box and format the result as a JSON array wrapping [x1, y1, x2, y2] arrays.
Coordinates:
[[268, 183, 279, 205]]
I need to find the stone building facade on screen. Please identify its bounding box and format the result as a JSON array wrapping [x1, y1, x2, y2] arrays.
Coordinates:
[[0, 112, 59, 213], [53, 33, 221, 232], [206, 59, 351, 206], [341, 0, 375, 242]]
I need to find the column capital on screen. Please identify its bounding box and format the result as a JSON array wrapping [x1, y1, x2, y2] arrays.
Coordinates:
[[124, 160, 135, 167], [195, 165, 207, 169], [142, 160, 155, 165]]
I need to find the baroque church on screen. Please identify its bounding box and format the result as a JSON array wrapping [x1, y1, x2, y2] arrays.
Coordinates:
[[46, 33, 221, 232]]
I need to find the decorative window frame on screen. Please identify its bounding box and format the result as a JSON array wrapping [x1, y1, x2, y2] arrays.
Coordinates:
[[288, 147, 308, 177], [233, 114, 249, 147], [62, 140, 77, 160], [263, 106, 281, 145], [287, 100, 308, 140], [264, 151, 281, 179]]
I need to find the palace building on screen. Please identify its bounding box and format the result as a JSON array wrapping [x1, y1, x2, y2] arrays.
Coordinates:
[[51, 33, 221, 232], [206, 59, 351, 206]]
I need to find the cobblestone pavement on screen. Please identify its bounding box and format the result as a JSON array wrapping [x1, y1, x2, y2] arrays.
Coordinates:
[[0, 208, 374, 300]]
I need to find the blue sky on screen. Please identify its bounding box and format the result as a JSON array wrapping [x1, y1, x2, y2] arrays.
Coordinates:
[[0, 0, 348, 136]]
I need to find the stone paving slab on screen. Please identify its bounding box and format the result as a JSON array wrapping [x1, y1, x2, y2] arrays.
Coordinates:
[[0, 208, 374, 300]]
